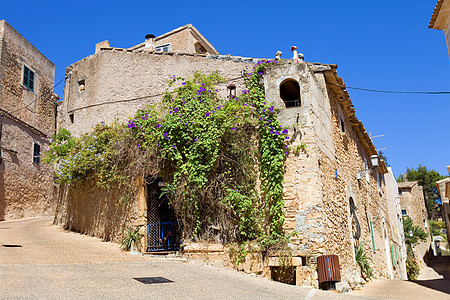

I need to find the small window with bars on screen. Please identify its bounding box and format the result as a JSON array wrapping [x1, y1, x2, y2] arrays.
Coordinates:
[[156, 44, 171, 52], [33, 142, 40, 164], [23, 65, 35, 92]]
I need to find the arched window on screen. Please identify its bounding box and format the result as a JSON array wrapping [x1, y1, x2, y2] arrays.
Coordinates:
[[279, 79, 301, 108]]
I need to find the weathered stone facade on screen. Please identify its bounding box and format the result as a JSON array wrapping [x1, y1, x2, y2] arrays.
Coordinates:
[[437, 166, 450, 242], [398, 181, 432, 264], [0, 20, 58, 220], [59, 51, 254, 137], [56, 26, 406, 289], [429, 0, 450, 62], [262, 61, 405, 287]]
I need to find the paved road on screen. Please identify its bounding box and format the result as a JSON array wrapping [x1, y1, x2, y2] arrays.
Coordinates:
[[352, 255, 450, 299], [1, 217, 368, 300]]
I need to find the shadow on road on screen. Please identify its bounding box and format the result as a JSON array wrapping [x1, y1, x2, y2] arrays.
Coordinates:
[[412, 256, 450, 294]]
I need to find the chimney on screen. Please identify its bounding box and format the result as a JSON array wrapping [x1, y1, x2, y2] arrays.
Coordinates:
[[144, 34, 156, 51], [447, 165, 450, 176], [95, 40, 110, 54]]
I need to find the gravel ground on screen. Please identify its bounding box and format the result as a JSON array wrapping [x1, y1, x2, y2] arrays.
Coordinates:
[[0, 217, 372, 299]]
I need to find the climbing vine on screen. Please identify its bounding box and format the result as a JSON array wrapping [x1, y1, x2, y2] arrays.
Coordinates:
[[45, 61, 290, 247]]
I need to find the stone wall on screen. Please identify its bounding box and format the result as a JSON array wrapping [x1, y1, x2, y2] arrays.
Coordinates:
[[0, 116, 56, 220], [0, 20, 57, 220], [54, 179, 140, 243], [263, 61, 404, 287], [60, 50, 255, 136], [399, 182, 431, 263], [0, 20, 56, 135]]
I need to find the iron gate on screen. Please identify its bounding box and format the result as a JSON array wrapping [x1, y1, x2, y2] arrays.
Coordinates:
[[147, 221, 182, 252]]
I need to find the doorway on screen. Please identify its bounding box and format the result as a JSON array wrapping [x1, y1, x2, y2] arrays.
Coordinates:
[[146, 177, 181, 252]]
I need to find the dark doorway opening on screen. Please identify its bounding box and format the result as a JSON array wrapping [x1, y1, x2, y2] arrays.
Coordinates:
[[146, 177, 181, 252], [280, 79, 301, 108]]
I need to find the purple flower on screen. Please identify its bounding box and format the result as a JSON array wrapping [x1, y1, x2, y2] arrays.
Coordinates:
[[156, 124, 161, 128], [172, 145, 175, 148], [285, 137, 290, 140], [163, 132, 169, 137], [194, 138, 197, 142], [127, 121, 136, 128], [174, 107, 179, 113], [258, 72, 263, 75], [243, 104, 247, 106], [205, 112, 210, 117], [282, 129, 288, 135], [137, 144, 140, 147], [275, 131, 280, 135], [212, 111, 215, 113], [232, 128, 237, 131], [182, 82, 186, 85]]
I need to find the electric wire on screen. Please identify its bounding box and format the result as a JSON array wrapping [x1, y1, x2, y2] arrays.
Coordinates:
[[327, 82, 450, 94], [8, 76, 66, 116]]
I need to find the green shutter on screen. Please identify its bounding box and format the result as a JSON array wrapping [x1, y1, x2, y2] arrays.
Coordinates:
[[391, 243, 395, 267], [395, 244, 397, 262], [370, 220, 376, 252]]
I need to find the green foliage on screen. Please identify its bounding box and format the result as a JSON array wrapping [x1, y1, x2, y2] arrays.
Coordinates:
[[45, 65, 290, 248], [406, 244, 420, 280], [42, 128, 76, 164], [403, 216, 428, 247], [354, 242, 374, 280], [429, 220, 447, 240], [121, 227, 143, 251], [377, 150, 389, 167], [398, 165, 447, 219], [51, 122, 125, 188]]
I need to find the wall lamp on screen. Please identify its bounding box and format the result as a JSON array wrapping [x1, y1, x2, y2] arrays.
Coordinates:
[[227, 83, 236, 99], [356, 155, 379, 180]]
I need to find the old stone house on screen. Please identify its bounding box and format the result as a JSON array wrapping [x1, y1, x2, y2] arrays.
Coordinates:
[[55, 24, 406, 288], [436, 166, 450, 242], [0, 20, 58, 220], [429, 0, 450, 61], [398, 181, 432, 265]]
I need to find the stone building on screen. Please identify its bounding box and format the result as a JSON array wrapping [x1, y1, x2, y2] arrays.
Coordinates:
[[429, 0, 450, 61], [398, 181, 431, 264], [436, 166, 450, 242], [55, 24, 405, 288], [0, 20, 58, 220]]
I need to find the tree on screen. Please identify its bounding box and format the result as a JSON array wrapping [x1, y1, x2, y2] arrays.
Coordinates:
[[403, 216, 428, 280], [378, 150, 390, 167], [397, 165, 447, 219]]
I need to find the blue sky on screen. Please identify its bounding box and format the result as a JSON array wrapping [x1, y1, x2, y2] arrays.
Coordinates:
[[1, 0, 449, 176]]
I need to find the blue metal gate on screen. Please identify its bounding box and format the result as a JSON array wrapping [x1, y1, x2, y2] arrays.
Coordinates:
[[147, 221, 182, 252]]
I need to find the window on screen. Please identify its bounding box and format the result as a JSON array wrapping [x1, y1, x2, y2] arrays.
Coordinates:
[[401, 209, 407, 216], [279, 79, 301, 107], [398, 189, 403, 195], [156, 44, 171, 52], [78, 79, 86, 92], [33, 142, 40, 164], [23, 65, 35, 92], [69, 113, 74, 123]]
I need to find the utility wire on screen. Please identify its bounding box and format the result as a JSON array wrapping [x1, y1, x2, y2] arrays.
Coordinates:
[[69, 77, 450, 114], [8, 76, 66, 116], [327, 82, 450, 95]]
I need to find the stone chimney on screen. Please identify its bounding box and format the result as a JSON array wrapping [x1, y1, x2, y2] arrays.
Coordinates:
[[95, 40, 110, 54], [447, 165, 450, 176], [144, 34, 156, 51]]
